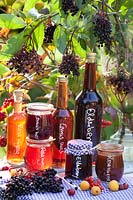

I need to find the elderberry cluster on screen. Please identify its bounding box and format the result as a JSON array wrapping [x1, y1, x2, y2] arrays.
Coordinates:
[[59, 52, 80, 76], [61, 0, 79, 16], [0, 169, 64, 200], [44, 23, 56, 43], [93, 12, 112, 49], [8, 46, 43, 74], [108, 71, 133, 95]]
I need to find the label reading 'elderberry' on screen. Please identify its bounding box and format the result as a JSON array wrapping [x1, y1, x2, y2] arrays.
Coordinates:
[[73, 156, 82, 178], [85, 108, 95, 141]]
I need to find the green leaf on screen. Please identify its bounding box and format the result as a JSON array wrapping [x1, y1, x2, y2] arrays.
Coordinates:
[[72, 37, 86, 58], [23, 0, 39, 12], [0, 14, 26, 29], [0, 31, 26, 61], [53, 26, 67, 53], [32, 23, 44, 49], [0, 63, 10, 75]]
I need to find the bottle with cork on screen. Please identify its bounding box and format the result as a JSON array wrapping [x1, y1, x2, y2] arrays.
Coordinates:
[[7, 89, 27, 166], [74, 53, 103, 148], [52, 75, 73, 168]]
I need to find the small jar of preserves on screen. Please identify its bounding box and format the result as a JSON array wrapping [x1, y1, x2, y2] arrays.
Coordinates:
[[65, 139, 92, 180], [26, 102, 54, 140], [25, 137, 54, 171], [95, 143, 124, 182]]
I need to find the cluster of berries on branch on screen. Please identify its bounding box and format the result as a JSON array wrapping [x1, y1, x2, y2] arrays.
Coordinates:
[[44, 22, 57, 43], [8, 45, 44, 75], [92, 1, 112, 49], [61, 0, 79, 16], [59, 48, 80, 76]]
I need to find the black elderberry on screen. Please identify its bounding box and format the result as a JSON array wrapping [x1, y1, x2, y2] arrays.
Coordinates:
[[93, 12, 112, 49], [7, 45, 44, 75], [44, 23, 56, 43], [61, 0, 79, 16], [59, 52, 80, 76]]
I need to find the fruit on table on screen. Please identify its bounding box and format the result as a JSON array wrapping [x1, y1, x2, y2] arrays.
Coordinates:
[[79, 180, 90, 191], [67, 188, 75, 196], [91, 186, 101, 196], [119, 183, 129, 190], [108, 180, 119, 191]]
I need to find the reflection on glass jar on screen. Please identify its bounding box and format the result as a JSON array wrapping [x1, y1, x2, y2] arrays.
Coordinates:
[[25, 137, 54, 171], [26, 102, 54, 140], [95, 143, 124, 181]]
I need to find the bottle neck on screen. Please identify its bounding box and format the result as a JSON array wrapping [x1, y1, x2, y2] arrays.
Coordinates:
[[57, 81, 68, 109], [83, 62, 96, 91], [14, 102, 22, 113]]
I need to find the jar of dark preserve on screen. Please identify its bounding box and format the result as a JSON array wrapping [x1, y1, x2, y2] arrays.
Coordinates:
[[26, 102, 54, 140], [95, 143, 124, 182], [65, 139, 92, 180]]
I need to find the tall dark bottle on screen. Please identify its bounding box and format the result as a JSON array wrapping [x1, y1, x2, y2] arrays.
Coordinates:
[[74, 53, 102, 147], [52, 75, 73, 168]]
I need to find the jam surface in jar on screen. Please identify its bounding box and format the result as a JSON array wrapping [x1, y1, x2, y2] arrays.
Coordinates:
[[26, 103, 54, 140], [95, 143, 124, 181]]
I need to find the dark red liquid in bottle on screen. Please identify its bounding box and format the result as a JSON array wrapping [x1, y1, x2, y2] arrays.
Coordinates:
[[75, 53, 102, 147], [95, 143, 124, 181]]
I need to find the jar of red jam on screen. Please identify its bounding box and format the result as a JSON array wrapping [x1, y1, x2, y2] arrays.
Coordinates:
[[26, 102, 54, 140], [65, 139, 92, 180], [25, 137, 54, 171], [95, 143, 124, 182]]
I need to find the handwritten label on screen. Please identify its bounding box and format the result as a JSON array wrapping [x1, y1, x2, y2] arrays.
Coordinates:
[[59, 123, 66, 151], [74, 156, 82, 178], [86, 108, 95, 141], [106, 155, 113, 182]]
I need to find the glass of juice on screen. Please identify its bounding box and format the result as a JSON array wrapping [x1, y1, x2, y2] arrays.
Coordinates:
[[26, 102, 54, 140], [25, 137, 54, 171], [95, 143, 124, 181]]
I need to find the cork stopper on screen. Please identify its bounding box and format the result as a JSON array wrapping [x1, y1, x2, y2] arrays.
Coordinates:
[[13, 90, 23, 102], [86, 53, 96, 63], [58, 75, 68, 83]]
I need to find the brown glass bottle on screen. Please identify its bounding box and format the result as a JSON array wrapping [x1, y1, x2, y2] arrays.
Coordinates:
[[74, 53, 103, 148], [52, 76, 73, 168], [7, 90, 27, 166]]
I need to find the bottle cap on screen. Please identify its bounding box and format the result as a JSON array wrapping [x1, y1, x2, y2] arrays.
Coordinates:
[[86, 53, 96, 63], [13, 90, 23, 102]]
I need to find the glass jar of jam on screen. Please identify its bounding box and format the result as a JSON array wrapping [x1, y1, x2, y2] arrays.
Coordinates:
[[25, 137, 54, 171], [95, 143, 124, 182], [26, 102, 54, 140], [65, 139, 92, 180]]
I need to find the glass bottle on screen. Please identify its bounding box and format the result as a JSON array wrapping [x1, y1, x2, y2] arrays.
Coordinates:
[[95, 143, 124, 181], [74, 53, 103, 148], [52, 75, 73, 168], [7, 90, 27, 166]]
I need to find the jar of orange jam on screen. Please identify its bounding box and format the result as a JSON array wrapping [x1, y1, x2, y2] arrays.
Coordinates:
[[25, 137, 54, 171]]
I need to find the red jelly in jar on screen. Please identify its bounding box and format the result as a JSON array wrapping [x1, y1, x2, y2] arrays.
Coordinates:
[[25, 137, 54, 171], [95, 143, 124, 181], [26, 102, 54, 140], [65, 139, 92, 180]]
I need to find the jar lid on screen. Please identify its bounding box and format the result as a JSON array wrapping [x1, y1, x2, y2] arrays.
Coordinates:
[[65, 139, 93, 156], [96, 143, 124, 153], [26, 136, 55, 144], [26, 102, 54, 112]]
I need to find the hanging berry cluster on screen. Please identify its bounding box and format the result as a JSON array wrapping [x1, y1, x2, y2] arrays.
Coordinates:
[[61, 0, 79, 16], [92, 1, 112, 49], [107, 69, 133, 95], [44, 22, 57, 43], [8, 45, 43, 75], [59, 48, 80, 76]]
